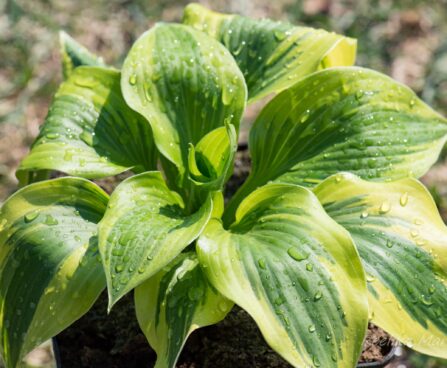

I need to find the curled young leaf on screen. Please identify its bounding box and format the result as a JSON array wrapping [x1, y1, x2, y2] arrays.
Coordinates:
[[135, 252, 232, 368], [17, 67, 157, 184], [188, 123, 237, 191], [315, 172, 447, 358], [98, 171, 213, 309], [59, 31, 106, 79], [121, 23, 246, 186], [197, 184, 368, 368], [0, 178, 108, 368], [183, 3, 356, 102], [225, 67, 447, 224]]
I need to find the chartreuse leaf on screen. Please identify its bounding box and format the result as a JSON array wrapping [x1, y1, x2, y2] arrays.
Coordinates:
[[197, 184, 368, 368], [135, 252, 232, 368], [121, 23, 246, 186], [0, 178, 108, 368], [17, 66, 157, 184], [98, 171, 213, 309], [314, 172, 447, 358], [224, 67, 447, 224], [183, 3, 356, 102], [188, 123, 237, 191], [59, 31, 106, 79]]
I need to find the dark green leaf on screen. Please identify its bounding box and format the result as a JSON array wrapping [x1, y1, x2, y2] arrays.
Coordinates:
[[198, 183, 368, 367], [98, 171, 213, 309], [17, 67, 157, 184], [183, 3, 356, 102], [121, 23, 246, 187], [135, 252, 232, 368], [0, 178, 108, 368], [315, 172, 447, 358]]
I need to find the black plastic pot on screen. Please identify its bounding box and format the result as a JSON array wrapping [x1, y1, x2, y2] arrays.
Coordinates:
[[52, 338, 62, 368], [357, 344, 398, 368], [52, 338, 397, 368]]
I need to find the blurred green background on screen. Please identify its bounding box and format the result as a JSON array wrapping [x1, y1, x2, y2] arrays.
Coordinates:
[[0, 0, 447, 367]]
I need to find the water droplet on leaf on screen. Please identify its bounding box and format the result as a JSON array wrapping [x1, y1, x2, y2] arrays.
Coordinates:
[[287, 247, 308, 262], [400, 192, 408, 207], [44, 214, 59, 226], [46, 132, 59, 140], [25, 211, 39, 223], [129, 74, 137, 85], [115, 264, 124, 273], [360, 211, 368, 219], [300, 109, 310, 123], [379, 201, 391, 214]]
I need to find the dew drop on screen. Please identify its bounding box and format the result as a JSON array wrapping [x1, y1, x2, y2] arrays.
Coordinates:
[[400, 192, 408, 207], [188, 287, 204, 301], [367, 158, 377, 168], [44, 214, 59, 226], [379, 201, 391, 214], [79, 131, 93, 146], [287, 247, 308, 262], [413, 218, 423, 225], [46, 132, 59, 140], [360, 211, 368, 219], [258, 258, 266, 269], [144, 81, 152, 102], [306, 263, 313, 272], [0, 218, 7, 232], [129, 74, 137, 85], [420, 295, 433, 306], [25, 211, 39, 223], [300, 109, 310, 123], [416, 238, 426, 246], [274, 30, 286, 41], [64, 150, 73, 161], [112, 248, 124, 256], [308, 324, 316, 333], [115, 264, 124, 273], [218, 299, 231, 313], [274, 297, 284, 306], [386, 240, 393, 248], [314, 291, 322, 301]]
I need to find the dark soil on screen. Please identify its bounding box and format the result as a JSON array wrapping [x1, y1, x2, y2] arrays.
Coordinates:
[[224, 143, 251, 201], [57, 147, 395, 367], [57, 291, 394, 368]]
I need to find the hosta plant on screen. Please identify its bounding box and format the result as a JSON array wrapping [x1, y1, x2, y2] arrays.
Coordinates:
[[1, 4, 447, 368]]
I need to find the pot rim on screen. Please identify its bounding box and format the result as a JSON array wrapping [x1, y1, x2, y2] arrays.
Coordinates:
[[356, 343, 398, 368]]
